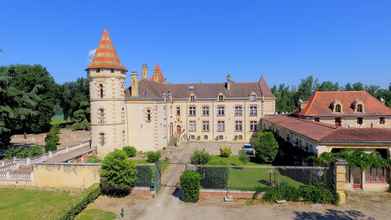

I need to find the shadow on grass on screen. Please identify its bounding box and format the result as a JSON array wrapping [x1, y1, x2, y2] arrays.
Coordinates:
[[294, 209, 374, 220]]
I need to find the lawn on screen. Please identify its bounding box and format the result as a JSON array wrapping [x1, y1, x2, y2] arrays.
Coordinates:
[[0, 187, 80, 220], [205, 156, 304, 191], [76, 209, 116, 220]]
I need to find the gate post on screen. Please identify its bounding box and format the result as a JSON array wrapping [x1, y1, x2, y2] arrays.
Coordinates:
[[335, 159, 348, 205]]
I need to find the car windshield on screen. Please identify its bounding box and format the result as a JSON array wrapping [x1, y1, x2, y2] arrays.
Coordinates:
[[243, 144, 252, 148]]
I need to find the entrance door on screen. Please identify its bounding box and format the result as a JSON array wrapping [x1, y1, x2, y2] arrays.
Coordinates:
[[351, 167, 362, 189]]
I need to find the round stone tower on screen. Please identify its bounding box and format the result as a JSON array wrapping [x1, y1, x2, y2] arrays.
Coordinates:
[[87, 30, 127, 157]]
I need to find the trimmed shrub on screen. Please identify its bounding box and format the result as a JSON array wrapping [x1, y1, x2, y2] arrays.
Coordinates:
[[219, 146, 232, 158], [45, 125, 60, 152], [4, 145, 44, 159], [59, 183, 101, 220], [263, 182, 300, 202], [250, 130, 279, 163], [191, 149, 210, 165], [198, 166, 229, 189], [298, 185, 336, 204], [123, 146, 137, 158], [100, 149, 136, 196], [146, 151, 161, 163], [180, 170, 201, 202], [238, 150, 249, 164]]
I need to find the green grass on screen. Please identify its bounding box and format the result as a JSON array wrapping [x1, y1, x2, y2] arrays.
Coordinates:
[[76, 209, 116, 220], [228, 166, 304, 191], [0, 187, 80, 220], [205, 155, 304, 191]]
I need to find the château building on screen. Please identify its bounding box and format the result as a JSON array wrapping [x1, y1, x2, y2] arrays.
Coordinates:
[[87, 30, 275, 156]]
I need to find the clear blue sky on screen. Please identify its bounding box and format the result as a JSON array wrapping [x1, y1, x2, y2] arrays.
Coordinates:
[[1, 0, 391, 87]]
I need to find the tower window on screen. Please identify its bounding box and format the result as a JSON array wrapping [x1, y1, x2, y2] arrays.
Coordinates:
[[98, 108, 104, 124], [99, 84, 104, 98], [99, 133, 105, 146], [121, 107, 125, 123], [176, 106, 181, 116], [146, 109, 152, 122]]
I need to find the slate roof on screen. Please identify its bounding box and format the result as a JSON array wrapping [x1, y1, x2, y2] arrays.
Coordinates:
[[297, 91, 391, 117], [263, 115, 391, 145], [128, 77, 274, 99]]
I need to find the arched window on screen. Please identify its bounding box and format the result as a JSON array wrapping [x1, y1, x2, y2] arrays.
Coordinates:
[[218, 94, 224, 102], [190, 94, 196, 102], [98, 108, 104, 124], [99, 84, 104, 98], [249, 93, 256, 102], [357, 104, 363, 113], [335, 104, 342, 113]]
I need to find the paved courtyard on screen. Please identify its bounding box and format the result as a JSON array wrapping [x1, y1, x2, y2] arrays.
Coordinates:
[[86, 142, 391, 220]]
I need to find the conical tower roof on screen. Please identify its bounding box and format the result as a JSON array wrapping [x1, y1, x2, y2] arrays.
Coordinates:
[[151, 64, 165, 83], [88, 30, 127, 71]]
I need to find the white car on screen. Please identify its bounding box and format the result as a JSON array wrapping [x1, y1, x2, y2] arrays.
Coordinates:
[[242, 144, 255, 157]]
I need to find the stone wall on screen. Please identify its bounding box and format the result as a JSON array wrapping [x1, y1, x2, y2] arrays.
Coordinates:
[[32, 163, 100, 189]]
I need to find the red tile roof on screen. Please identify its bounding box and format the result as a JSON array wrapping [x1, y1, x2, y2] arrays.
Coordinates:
[[297, 91, 391, 117], [263, 115, 391, 144], [88, 30, 127, 71]]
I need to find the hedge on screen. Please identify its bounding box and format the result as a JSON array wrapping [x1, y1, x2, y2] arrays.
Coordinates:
[[180, 170, 201, 202], [197, 166, 229, 189], [135, 165, 155, 187], [59, 183, 101, 220]]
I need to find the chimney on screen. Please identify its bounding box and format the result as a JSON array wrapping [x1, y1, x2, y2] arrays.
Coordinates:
[[225, 73, 232, 90], [131, 70, 139, 96], [142, 64, 148, 80]]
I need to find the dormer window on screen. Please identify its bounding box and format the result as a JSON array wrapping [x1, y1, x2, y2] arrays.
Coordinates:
[[335, 104, 342, 112], [352, 99, 364, 113], [331, 100, 342, 113], [249, 92, 257, 102], [217, 94, 224, 102], [357, 104, 363, 113], [190, 95, 196, 102]]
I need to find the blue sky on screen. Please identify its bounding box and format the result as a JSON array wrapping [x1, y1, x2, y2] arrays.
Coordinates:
[[1, 0, 391, 87]]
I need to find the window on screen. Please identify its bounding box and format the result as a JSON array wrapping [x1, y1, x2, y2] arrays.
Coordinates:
[[99, 133, 105, 146], [176, 106, 181, 116], [121, 107, 125, 123], [335, 104, 342, 113], [250, 94, 256, 102], [189, 120, 196, 132], [122, 130, 126, 146], [234, 105, 243, 116], [357, 104, 363, 113], [235, 120, 243, 132], [217, 106, 225, 117], [189, 135, 196, 140], [250, 121, 257, 132], [204, 135, 208, 140], [357, 117, 363, 125], [335, 117, 342, 126], [202, 121, 209, 132], [217, 135, 224, 140], [98, 108, 104, 124], [202, 106, 209, 116], [249, 105, 257, 116], [146, 109, 151, 122], [190, 95, 196, 102], [99, 84, 104, 98], [314, 117, 320, 122], [218, 95, 224, 102], [96, 68, 101, 73], [380, 117, 386, 125], [189, 106, 196, 116], [217, 121, 225, 132]]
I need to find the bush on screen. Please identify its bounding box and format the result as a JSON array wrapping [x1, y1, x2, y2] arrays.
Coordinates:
[[59, 183, 101, 220], [238, 150, 249, 164], [298, 185, 336, 204], [146, 151, 161, 163], [135, 165, 155, 187], [198, 166, 229, 189], [100, 149, 136, 196], [45, 125, 60, 152], [263, 182, 300, 202], [191, 149, 210, 165], [123, 146, 137, 158], [250, 130, 279, 163], [4, 145, 44, 159], [219, 146, 232, 158], [86, 155, 100, 163], [71, 119, 90, 131], [180, 170, 201, 202]]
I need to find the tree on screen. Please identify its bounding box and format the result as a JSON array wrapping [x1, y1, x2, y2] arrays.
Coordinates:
[[0, 65, 58, 133], [293, 76, 318, 108], [250, 130, 279, 163], [272, 84, 295, 113], [58, 78, 90, 122], [317, 81, 339, 91], [100, 149, 136, 196]]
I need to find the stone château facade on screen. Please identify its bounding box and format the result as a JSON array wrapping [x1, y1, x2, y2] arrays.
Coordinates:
[[88, 30, 275, 157]]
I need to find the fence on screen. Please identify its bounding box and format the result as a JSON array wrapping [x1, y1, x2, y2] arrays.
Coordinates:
[[135, 163, 161, 192], [188, 164, 333, 192]]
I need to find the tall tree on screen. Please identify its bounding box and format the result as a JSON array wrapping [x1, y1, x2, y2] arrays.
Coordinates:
[[317, 81, 340, 91], [293, 75, 318, 107]]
